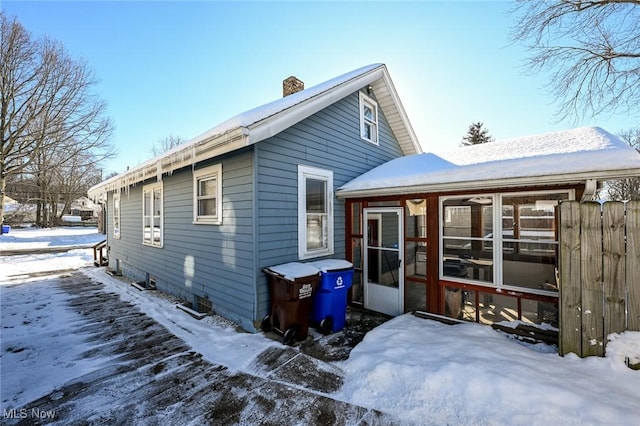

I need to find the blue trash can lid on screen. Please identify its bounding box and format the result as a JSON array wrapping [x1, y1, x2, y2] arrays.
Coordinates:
[[308, 259, 353, 272], [267, 262, 320, 280]]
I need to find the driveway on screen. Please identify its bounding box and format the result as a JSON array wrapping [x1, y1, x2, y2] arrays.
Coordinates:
[[1, 272, 397, 425]]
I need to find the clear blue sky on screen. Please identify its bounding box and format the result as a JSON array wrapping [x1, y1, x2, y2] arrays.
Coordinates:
[[3, 0, 637, 175]]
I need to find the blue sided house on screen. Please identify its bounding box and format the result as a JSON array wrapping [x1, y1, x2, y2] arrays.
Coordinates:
[[90, 63, 640, 333], [88, 64, 421, 331]]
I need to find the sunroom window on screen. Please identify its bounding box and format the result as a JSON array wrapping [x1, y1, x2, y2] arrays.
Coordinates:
[[439, 190, 572, 294], [501, 193, 569, 292], [298, 165, 334, 259], [441, 196, 494, 284]]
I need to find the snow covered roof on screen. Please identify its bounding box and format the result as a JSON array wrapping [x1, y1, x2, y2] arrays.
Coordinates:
[[88, 64, 421, 198], [337, 127, 640, 198]]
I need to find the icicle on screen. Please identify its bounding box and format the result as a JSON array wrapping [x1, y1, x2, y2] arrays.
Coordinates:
[[156, 160, 162, 182]]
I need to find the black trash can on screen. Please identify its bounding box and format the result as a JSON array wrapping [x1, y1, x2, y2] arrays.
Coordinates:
[[261, 262, 320, 345], [309, 259, 354, 334]]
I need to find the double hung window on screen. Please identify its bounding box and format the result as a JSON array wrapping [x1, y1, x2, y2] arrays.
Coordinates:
[[193, 164, 222, 224], [298, 165, 334, 259], [113, 192, 121, 239], [359, 92, 378, 144], [143, 182, 163, 247]]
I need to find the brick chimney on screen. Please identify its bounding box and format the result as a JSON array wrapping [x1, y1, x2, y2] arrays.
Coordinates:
[[283, 76, 304, 97]]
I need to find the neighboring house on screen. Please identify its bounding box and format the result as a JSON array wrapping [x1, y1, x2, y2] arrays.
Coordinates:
[[69, 196, 100, 221], [3, 196, 100, 225], [88, 64, 421, 331], [3, 197, 36, 224], [336, 127, 640, 327]]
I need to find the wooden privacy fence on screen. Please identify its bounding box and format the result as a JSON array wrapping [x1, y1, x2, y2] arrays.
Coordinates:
[[559, 200, 640, 357]]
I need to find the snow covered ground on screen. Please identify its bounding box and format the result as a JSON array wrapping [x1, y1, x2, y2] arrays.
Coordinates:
[[1, 227, 639, 425]]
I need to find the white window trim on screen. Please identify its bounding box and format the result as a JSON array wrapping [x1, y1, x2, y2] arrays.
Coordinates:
[[298, 165, 334, 260], [193, 163, 222, 225], [359, 91, 379, 145], [142, 181, 163, 248], [438, 189, 574, 296], [113, 192, 121, 239]]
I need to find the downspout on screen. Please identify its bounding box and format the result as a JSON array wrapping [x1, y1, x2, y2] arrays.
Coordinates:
[[252, 144, 260, 330]]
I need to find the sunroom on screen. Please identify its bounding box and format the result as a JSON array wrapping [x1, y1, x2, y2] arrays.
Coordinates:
[[336, 127, 640, 328]]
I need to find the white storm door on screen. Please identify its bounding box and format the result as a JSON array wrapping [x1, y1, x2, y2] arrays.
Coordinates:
[[363, 208, 403, 316]]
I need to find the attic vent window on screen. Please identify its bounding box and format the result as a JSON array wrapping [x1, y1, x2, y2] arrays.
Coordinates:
[[283, 76, 304, 97], [359, 91, 378, 144]]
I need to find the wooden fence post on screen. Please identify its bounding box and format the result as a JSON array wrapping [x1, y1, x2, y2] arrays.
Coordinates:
[[580, 202, 604, 357], [603, 202, 626, 338], [628, 201, 640, 331], [559, 201, 582, 356]]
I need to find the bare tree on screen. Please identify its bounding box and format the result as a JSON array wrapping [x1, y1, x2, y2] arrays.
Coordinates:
[[0, 13, 114, 229], [605, 128, 640, 200], [150, 133, 186, 156], [50, 152, 103, 224], [510, 1, 640, 121], [461, 122, 494, 146]]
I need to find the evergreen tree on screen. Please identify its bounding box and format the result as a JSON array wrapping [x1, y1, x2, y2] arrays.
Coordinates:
[[461, 122, 494, 146]]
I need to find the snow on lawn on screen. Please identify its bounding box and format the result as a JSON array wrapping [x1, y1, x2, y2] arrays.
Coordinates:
[[1, 227, 639, 424], [0, 227, 103, 281], [0, 226, 105, 250], [0, 250, 96, 281]]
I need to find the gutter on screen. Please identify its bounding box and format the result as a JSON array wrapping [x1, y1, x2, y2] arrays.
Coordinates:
[[88, 127, 249, 199]]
